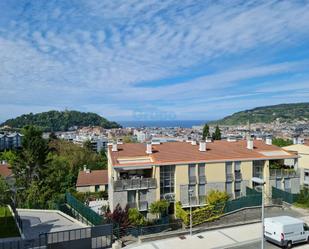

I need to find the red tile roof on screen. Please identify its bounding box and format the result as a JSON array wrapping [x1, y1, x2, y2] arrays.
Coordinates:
[[76, 169, 108, 187], [0, 164, 13, 178], [109, 140, 298, 167]]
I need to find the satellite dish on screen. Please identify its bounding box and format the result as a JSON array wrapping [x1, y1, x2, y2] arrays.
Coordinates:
[[254, 185, 263, 192], [163, 193, 175, 202]]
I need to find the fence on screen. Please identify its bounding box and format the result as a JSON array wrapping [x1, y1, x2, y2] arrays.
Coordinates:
[[0, 224, 113, 249], [224, 194, 262, 213], [65, 192, 103, 225], [272, 187, 299, 204]]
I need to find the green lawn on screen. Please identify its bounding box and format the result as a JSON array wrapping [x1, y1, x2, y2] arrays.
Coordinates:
[[0, 206, 20, 238]]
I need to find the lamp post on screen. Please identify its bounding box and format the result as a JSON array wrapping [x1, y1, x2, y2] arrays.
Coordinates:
[[252, 177, 266, 249], [189, 189, 194, 236]]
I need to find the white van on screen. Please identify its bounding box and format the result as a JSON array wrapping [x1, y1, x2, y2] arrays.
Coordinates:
[[264, 216, 309, 248]]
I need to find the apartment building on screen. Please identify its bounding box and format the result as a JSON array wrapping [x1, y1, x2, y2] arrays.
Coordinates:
[[108, 139, 299, 215], [284, 139, 309, 187], [0, 133, 23, 151]]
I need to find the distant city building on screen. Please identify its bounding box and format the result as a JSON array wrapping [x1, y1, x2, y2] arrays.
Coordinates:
[[0, 132, 23, 151]]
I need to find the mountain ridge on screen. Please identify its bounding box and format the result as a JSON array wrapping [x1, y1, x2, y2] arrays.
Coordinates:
[[211, 102, 309, 125]]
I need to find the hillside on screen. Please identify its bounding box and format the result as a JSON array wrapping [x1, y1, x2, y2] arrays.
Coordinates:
[[212, 102, 309, 125], [1, 110, 121, 131]]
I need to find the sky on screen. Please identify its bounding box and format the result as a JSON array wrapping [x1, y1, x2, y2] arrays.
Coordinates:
[[1, 0, 309, 122]]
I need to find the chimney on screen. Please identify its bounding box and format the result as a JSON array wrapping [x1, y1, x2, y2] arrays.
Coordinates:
[[206, 137, 212, 143], [191, 140, 197, 145], [247, 138, 254, 150], [265, 136, 272, 145], [146, 142, 152, 154], [112, 141, 118, 152], [83, 165, 87, 172], [199, 141, 206, 152]]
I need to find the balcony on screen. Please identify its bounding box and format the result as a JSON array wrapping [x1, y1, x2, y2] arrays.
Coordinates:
[[128, 202, 137, 208], [226, 173, 234, 182], [189, 196, 197, 206], [189, 176, 197, 185], [198, 175, 206, 184], [235, 171, 242, 180], [198, 195, 206, 205], [269, 169, 299, 179], [138, 201, 148, 211], [114, 178, 157, 191]]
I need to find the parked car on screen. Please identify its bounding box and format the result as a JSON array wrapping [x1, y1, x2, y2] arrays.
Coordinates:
[[264, 216, 309, 248]]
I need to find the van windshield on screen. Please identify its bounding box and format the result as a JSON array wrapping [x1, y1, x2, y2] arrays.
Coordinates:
[[304, 223, 309, 231]]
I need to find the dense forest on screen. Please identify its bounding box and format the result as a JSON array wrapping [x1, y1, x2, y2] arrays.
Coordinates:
[[212, 102, 309, 125], [1, 110, 121, 131]]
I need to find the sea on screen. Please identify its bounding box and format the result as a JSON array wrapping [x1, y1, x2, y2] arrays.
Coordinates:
[[118, 120, 207, 128]]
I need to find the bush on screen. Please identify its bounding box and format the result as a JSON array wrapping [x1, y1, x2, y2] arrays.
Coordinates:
[[207, 190, 229, 205], [128, 208, 147, 226], [175, 202, 224, 226], [295, 188, 309, 207], [149, 200, 169, 218]]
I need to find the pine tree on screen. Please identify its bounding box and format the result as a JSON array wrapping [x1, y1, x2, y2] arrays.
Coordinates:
[[212, 125, 222, 140], [202, 124, 210, 140]]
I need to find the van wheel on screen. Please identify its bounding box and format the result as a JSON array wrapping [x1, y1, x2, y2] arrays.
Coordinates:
[[286, 241, 292, 249]]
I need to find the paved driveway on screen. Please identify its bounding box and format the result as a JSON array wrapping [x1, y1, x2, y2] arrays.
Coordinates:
[[18, 209, 87, 239]]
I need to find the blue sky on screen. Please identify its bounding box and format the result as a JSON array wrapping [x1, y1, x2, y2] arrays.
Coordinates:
[[1, 0, 309, 122]]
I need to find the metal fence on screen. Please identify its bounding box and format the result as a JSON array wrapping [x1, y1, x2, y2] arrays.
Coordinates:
[[65, 192, 103, 225], [272, 187, 299, 204], [0, 224, 113, 249], [224, 194, 262, 213]]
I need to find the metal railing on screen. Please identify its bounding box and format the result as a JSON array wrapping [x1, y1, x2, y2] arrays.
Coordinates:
[[114, 178, 157, 191], [198, 175, 206, 184], [138, 201, 148, 211], [128, 202, 137, 208], [269, 169, 299, 179], [189, 176, 197, 184], [198, 195, 206, 205], [234, 171, 242, 180]]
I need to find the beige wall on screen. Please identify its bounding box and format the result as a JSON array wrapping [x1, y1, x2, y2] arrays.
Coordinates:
[[240, 161, 253, 182], [284, 145, 309, 169], [175, 164, 189, 202], [76, 184, 106, 193], [205, 162, 226, 182], [154, 166, 160, 201]]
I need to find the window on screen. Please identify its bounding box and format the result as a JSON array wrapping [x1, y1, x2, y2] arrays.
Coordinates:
[[160, 165, 175, 199], [225, 162, 232, 174], [189, 164, 196, 184], [198, 163, 206, 183], [198, 184, 206, 196], [234, 161, 241, 171], [226, 182, 233, 195], [275, 178, 281, 189], [128, 190, 136, 203], [95, 185, 100, 192], [304, 223, 309, 231], [284, 178, 291, 191]]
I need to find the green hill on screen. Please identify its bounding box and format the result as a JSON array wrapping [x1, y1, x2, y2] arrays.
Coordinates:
[[212, 102, 309, 125], [1, 110, 121, 131]]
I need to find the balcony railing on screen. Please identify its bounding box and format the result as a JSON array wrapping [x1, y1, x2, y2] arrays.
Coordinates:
[[269, 169, 299, 179], [128, 202, 137, 208], [198, 175, 206, 184], [304, 175, 309, 183], [235, 171, 242, 180], [253, 172, 263, 179], [138, 201, 148, 211], [189, 176, 197, 185], [114, 178, 157, 191], [198, 195, 206, 205], [226, 173, 234, 182], [189, 196, 197, 206]]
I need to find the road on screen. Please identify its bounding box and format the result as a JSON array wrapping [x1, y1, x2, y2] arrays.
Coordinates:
[[129, 213, 309, 249]]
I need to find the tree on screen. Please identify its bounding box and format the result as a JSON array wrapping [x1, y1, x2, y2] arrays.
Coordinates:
[[149, 200, 169, 218], [12, 126, 49, 189], [207, 190, 229, 205], [0, 176, 10, 204], [106, 204, 130, 228], [0, 150, 17, 165], [272, 138, 293, 147], [202, 124, 210, 140], [212, 125, 222, 140], [83, 140, 93, 151]]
